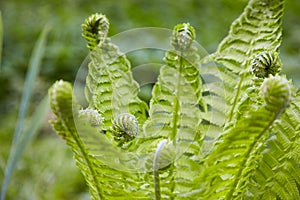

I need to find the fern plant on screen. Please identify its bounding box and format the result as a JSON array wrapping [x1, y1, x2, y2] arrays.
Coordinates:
[[49, 0, 300, 199]]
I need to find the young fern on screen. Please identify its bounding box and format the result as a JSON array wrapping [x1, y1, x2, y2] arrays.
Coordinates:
[[201, 0, 285, 128], [48, 0, 300, 199], [82, 13, 148, 132], [138, 23, 205, 198]]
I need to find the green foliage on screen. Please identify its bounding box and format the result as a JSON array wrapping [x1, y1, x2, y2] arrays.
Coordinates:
[[48, 0, 300, 199]]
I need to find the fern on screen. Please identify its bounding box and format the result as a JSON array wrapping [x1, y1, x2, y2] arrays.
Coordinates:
[[139, 23, 205, 198], [248, 91, 300, 199], [82, 14, 148, 132], [48, 0, 300, 199], [195, 75, 292, 199], [201, 0, 285, 127], [49, 81, 103, 199]]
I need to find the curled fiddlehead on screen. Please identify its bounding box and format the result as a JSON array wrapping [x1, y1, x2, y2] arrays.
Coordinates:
[[260, 74, 292, 114], [171, 23, 195, 51], [78, 108, 103, 127], [252, 50, 282, 78], [82, 13, 109, 50], [112, 113, 138, 146]]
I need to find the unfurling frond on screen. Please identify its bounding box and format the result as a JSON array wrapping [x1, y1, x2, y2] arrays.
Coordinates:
[[112, 113, 138, 146], [83, 13, 148, 130], [171, 23, 195, 51], [252, 51, 282, 78], [249, 93, 300, 199], [138, 22, 204, 198], [49, 80, 103, 199], [82, 13, 109, 50], [260, 75, 291, 114], [201, 0, 285, 128]]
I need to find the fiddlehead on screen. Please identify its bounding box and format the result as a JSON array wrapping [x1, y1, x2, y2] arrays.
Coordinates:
[[260, 74, 291, 114], [138, 22, 204, 198], [252, 50, 282, 78], [78, 108, 103, 127], [112, 113, 138, 146], [171, 23, 195, 51], [82, 13, 109, 50]]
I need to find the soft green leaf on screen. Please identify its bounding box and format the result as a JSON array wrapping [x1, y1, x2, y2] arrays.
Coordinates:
[[139, 23, 205, 198], [248, 93, 300, 199], [201, 0, 285, 127], [82, 14, 148, 133]]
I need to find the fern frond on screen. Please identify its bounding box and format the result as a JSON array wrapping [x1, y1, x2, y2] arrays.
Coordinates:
[[49, 80, 103, 199], [82, 14, 148, 132], [49, 81, 148, 200], [201, 0, 285, 128], [195, 75, 292, 199], [248, 91, 300, 199], [138, 23, 205, 198]]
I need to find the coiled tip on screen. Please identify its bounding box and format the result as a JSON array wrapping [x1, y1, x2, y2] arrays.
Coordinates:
[[112, 113, 138, 145], [82, 13, 110, 50], [79, 108, 103, 127], [171, 23, 196, 51], [260, 75, 292, 113], [252, 50, 281, 78]]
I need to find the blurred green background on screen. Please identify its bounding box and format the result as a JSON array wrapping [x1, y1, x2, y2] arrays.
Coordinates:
[[0, 0, 299, 199]]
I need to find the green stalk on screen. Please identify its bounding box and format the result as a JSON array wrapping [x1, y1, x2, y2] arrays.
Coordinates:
[[1, 25, 50, 200]]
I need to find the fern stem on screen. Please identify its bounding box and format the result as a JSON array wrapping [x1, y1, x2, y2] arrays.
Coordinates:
[[228, 74, 244, 122], [69, 126, 103, 199], [153, 139, 167, 200], [170, 52, 184, 143]]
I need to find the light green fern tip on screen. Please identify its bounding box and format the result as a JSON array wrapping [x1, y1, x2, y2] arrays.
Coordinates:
[[171, 23, 195, 50], [112, 113, 138, 146], [260, 74, 291, 113], [82, 13, 109, 50]]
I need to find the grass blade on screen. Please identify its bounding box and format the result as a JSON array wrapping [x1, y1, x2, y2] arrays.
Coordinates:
[[0, 11, 3, 69], [0, 25, 50, 200]]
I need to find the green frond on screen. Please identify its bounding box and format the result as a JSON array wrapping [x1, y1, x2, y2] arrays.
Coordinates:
[[49, 80, 103, 199], [82, 14, 148, 131], [195, 75, 292, 199], [247, 92, 300, 199], [201, 0, 285, 127], [49, 81, 148, 200], [139, 23, 205, 198]]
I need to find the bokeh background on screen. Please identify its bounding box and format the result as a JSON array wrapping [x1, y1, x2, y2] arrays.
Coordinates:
[[1, 0, 300, 199]]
